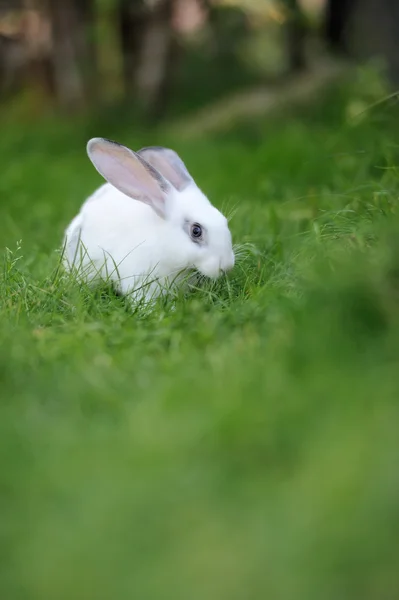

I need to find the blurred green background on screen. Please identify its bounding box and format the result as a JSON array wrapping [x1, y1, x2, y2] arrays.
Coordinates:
[[1, 1, 399, 599]]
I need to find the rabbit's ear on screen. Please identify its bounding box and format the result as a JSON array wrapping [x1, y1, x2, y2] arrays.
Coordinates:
[[138, 146, 193, 192], [87, 138, 170, 218]]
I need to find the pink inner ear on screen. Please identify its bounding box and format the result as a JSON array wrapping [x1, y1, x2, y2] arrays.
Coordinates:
[[87, 139, 168, 218], [149, 159, 184, 191], [138, 148, 192, 192]]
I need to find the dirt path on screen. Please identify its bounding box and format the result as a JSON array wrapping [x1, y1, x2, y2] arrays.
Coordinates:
[[170, 57, 351, 138]]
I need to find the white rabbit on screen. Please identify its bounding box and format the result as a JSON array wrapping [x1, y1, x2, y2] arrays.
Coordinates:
[[63, 138, 235, 304]]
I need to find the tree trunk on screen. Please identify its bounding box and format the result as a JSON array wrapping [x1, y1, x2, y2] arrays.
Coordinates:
[[48, 0, 85, 110], [325, 0, 399, 84], [324, 0, 357, 54], [118, 0, 148, 97], [73, 0, 97, 100], [0, 33, 24, 95], [149, 32, 181, 120], [48, 0, 96, 111], [134, 0, 175, 108], [118, 0, 177, 117], [350, 0, 399, 84], [285, 0, 307, 72]]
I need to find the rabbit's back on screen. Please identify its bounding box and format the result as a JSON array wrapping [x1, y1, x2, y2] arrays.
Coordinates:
[[64, 184, 168, 294], [80, 183, 160, 244]]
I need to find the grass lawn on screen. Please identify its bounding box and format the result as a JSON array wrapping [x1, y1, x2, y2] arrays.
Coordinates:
[[1, 70, 399, 599]]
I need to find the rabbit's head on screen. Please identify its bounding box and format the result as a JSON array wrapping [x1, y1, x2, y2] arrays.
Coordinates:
[[87, 138, 235, 279]]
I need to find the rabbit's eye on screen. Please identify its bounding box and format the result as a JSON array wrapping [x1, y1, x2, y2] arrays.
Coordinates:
[[191, 223, 203, 240]]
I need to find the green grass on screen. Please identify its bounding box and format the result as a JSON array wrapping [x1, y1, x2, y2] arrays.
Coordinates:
[[1, 69, 399, 599]]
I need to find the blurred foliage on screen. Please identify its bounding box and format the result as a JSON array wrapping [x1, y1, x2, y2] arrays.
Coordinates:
[[0, 0, 326, 119]]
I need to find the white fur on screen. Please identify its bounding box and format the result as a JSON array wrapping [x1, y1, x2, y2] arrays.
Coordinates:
[[63, 140, 234, 305]]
